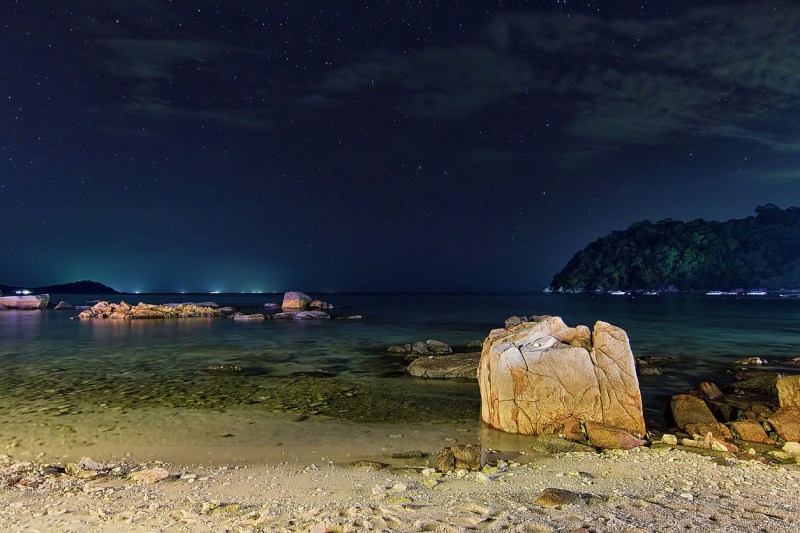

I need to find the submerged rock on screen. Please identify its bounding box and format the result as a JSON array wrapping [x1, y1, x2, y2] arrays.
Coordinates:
[[407, 352, 480, 379], [389, 339, 454, 359], [231, 313, 266, 321], [272, 310, 330, 320]]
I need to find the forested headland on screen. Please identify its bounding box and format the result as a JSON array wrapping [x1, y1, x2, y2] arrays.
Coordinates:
[[549, 204, 800, 292]]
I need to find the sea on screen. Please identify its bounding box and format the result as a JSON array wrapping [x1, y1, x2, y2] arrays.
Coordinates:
[[1, 292, 799, 462]]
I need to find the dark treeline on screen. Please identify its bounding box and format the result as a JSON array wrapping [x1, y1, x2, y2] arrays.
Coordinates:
[[550, 204, 800, 292], [0, 280, 119, 295]]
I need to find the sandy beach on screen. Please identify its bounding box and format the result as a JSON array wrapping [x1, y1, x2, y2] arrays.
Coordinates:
[[2, 423, 800, 532]]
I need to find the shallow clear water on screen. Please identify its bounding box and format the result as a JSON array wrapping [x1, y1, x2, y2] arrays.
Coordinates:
[[2, 292, 800, 427]]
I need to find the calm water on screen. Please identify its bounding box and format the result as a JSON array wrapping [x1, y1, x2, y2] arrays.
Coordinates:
[[2, 292, 800, 425]]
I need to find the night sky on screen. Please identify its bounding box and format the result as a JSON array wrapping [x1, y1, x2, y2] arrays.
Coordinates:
[[3, 1, 800, 293]]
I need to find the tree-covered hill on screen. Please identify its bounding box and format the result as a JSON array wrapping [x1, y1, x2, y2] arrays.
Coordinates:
[[549, 204, 800, 292], [0, 280, 119, 295]]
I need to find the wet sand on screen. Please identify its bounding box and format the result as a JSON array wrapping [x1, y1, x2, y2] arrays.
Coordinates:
[[1, 406, 800, 531]]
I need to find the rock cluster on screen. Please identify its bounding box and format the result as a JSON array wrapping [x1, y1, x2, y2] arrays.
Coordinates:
[[273, 310, 330, 320], [0, 294, 50, 309], [76, 301, 221, 319], [669, 370, 800, 457], [388, 339, 453, 358], [478, 316, 646, 442]]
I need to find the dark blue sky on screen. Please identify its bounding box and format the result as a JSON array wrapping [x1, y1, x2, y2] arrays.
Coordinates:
[[3, 1, 800, 292]]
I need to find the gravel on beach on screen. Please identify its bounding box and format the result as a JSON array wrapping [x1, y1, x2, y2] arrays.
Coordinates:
[[2, 446, 800, 532]]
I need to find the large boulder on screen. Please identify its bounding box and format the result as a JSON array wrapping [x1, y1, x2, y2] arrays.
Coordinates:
[[0, 294, 50, 309], [478, 316, 645, 437], [281, 291, 312, 310]]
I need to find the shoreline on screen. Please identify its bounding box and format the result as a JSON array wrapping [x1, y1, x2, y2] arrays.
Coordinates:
[[2, 445, 799, 531]]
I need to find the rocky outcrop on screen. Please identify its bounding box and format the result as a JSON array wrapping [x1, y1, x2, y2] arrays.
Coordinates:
[[272, 310, 330, 320], [478, 316, 645, 437], [309, 299, 333, 309], [281, 291, 312, 310], [231, 313, 266, 321], [0, 294, 50, 309], [76, 301, 221, 319], [387, 339, 453, 358], [407, 352, 481, 379]]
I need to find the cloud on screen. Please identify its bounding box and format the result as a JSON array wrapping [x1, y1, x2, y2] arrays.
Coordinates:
[[94, 37, 274, 132], [306, 45, 537, 120], [101, 38, 226, 80], [305, 2, 800, 162]]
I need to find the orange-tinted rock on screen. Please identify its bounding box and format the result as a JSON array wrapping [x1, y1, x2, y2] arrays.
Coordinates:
[[281, 291, 312, 310], [561, 417, 585, 442], [768, 406, 800, 442], [691, 381, 724, 401], [671, 394, 732, 440], [478, 316, 645, 437], [731, 420, 775, 444], [777, 375, 800, 408], [437, 444, 485, 472], [585, 421, 647, 450]]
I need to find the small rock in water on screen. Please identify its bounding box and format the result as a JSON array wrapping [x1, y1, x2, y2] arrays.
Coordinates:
[[205, 364, 243, 373], [733, 356, 767, 365]]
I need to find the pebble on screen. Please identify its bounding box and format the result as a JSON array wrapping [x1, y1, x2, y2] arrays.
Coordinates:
[[536, 488, 584, 507], [661, 434, 678, 445]]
